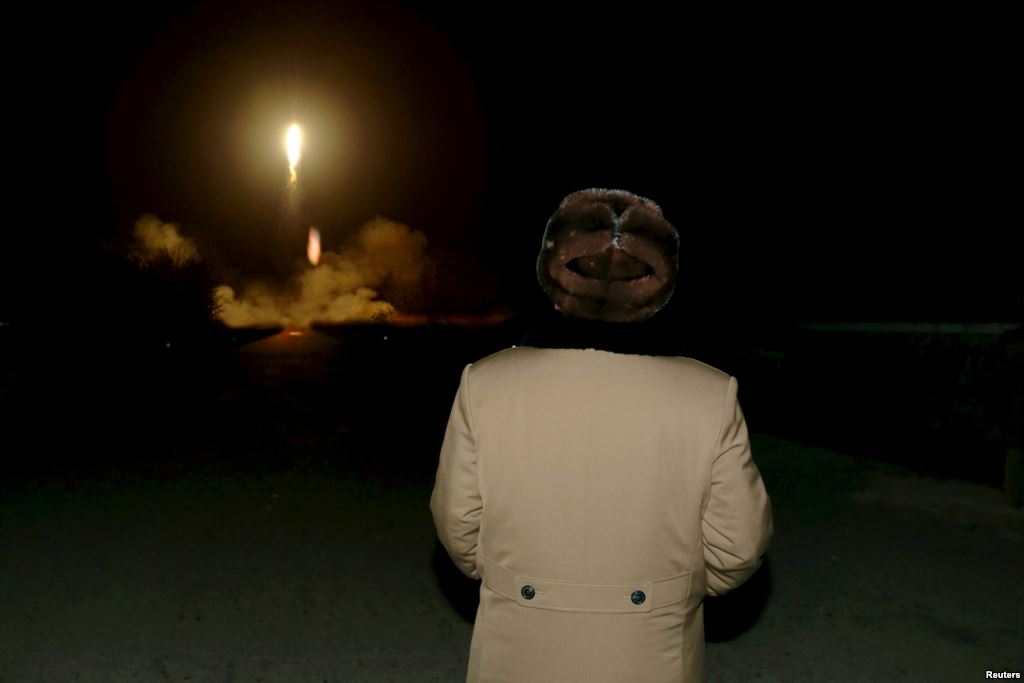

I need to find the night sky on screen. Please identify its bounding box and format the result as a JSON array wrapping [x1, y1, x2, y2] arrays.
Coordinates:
[[6, 2, 1018, 325]]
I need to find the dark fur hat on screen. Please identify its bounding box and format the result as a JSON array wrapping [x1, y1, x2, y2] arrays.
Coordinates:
[[536, 189, 679, 323]]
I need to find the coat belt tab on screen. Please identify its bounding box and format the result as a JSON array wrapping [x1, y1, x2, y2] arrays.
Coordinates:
[[479, 554, 690, 614]]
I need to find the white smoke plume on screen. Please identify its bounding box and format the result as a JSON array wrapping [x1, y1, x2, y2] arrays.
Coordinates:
[[130, 214, 201, 267], [215, 216, 429, 328]]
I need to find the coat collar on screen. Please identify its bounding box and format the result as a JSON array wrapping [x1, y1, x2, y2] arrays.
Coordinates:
[[517, 309, 678, 357]]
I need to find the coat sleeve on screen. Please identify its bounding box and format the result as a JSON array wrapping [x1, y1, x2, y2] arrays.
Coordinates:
[[430, 363, 483, 580], [701, 375, 773, 597]]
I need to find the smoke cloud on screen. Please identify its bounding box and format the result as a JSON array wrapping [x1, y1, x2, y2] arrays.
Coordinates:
[[214, 216, 429, 327], [125, 212, 499, 328], [130, 214, 201, 267]]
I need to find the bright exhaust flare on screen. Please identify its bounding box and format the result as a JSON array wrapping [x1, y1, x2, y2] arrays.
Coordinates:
[[307, 227, 321, 266], [286, 123, 302, 184]]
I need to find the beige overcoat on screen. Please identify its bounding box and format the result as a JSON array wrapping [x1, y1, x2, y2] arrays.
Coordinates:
[[430, 345, 772, 682]]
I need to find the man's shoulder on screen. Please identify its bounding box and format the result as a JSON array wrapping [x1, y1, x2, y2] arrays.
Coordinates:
[[467, 346, 731, 388]]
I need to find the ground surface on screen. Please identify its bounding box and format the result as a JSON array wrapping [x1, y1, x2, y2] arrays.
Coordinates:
[[2, 328, 1022, 682]]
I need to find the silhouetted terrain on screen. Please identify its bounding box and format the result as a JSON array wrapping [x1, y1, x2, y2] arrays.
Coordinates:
[[2, 324, 1021, 681]]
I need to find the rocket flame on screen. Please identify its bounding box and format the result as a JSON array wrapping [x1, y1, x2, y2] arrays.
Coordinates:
[[286, 123, 302, 184], [307, 227, 321, 266]]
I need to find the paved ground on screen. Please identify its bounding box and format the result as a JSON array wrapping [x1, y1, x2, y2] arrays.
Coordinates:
[[2, 329, 1022, 682]]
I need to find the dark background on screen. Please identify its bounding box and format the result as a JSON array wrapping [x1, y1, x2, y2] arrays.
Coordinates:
[[6, 1, 1019, 322], [1, 2, 1019, 485]]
